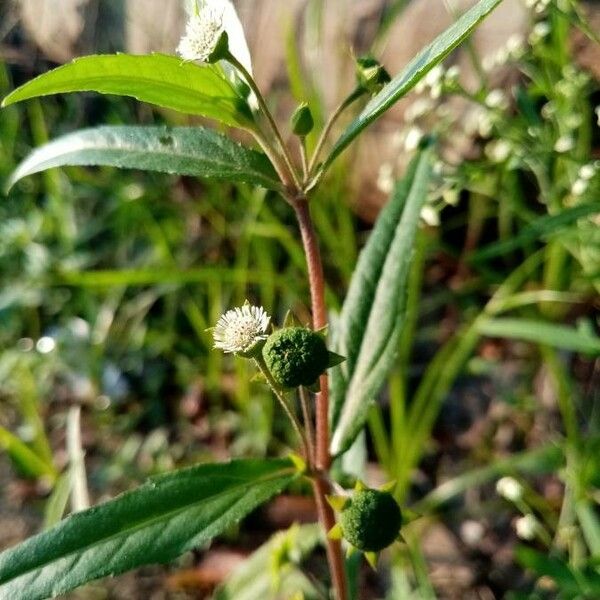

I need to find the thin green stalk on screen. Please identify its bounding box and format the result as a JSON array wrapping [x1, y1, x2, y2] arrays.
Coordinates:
[[299, 386, 316, 467], [308, 87, 364, 176], [226, 52, 301, 191], [254, 356, 309, 460]]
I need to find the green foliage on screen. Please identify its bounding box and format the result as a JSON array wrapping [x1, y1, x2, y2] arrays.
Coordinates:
[[1, 54, 254, 129], [515, 546, 600, 598], [479, 318, 600, 356], [323, 0, 503, 168], [215, 524, 322, 600], [0, 458, 296, 600], [6, 125, 280, 192], [330, 147, 432, 455]]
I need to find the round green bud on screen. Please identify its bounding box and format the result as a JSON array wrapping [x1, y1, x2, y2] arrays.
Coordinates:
[[339, 489, 402, 552], [291, 103, 314, 137], [262, 327, 329, 389]]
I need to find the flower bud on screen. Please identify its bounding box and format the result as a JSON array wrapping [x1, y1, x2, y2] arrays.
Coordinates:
[[291, 103, 314, 137], [355, 56, 391, 95], [262, 327, 329, 389], [339, 488, 402, 552]]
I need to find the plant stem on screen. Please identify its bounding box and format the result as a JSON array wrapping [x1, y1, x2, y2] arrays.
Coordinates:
[[300, 386, 316, 467], [308, 87, 364, 176], [292, 196, 348, 600], [292, 197, 329, 467], [226, 52, 302, 190], [312, 475, 349, 600], [254, 356, 309, 461]]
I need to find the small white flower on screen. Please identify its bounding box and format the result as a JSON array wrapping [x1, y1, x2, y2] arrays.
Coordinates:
[[595, 106, 600, 127], [404, 126, 423, 152], [405, 98, 434, 123], [36, 336, 56, 354], [377, 164, 395, 194], [572, 179, 588, 196], [177, 1, 226, 63], [579, 164, 596, 180], [213, 304, 270, 355], [421, 205, 440, 227], [445, 65, 461, 83], [554, 135, 574, 153], [486, 140, 512, 163], [485, 90, 508, 110], [496, 477, 523, 502], [425, 65, 445, 87], [515, 514, 538, 540]]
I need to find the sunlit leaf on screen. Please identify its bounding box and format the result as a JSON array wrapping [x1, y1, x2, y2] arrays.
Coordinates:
[[0, 458, 296, 600], [2, 54, 253, 129], [330, 147, 433, 455]]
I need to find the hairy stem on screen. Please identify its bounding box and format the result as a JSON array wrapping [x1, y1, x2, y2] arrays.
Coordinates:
[[292, 196, 348, 600], [292, 198, 328, 467], [312, 475, 349, 600]]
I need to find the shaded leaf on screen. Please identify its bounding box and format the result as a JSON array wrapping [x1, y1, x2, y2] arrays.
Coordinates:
[[6, 126, 280, 192], [0, 458, 296, 600], [330, 147, 433, 455], [2, 54, 253, 128]]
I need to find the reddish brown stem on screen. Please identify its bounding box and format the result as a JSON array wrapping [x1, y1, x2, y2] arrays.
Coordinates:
[[293, 198, 329, 469], [312, 476, 349, 600], [293, 197, 348, 600]]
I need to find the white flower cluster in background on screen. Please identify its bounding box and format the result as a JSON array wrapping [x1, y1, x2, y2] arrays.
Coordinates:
[[571, 162, 598, 197], [414, 64, 461, 100], [482, 34, 525, 71]]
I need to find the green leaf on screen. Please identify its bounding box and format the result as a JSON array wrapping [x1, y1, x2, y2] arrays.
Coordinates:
[[469, 202, 600, 263], [215, 524, 322, 600], [1, 54, 253, 129], [6, 126, 280, 192], [0, 458, 296, 600], [0, 426, 56, 480], [330, 147, 433, 455], [515, 546, 600, 595], [323, 0, 502, 169], [478, 318, 600, 355]]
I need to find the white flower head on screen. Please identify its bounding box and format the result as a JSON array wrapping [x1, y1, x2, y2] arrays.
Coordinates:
[[180, 0, 253, 73], [213, 304, 270, 356], [515, 514, 538, 540], [177, 1, 227, 63], [496, 476, 523, 502], [554, 135, 574, 153]]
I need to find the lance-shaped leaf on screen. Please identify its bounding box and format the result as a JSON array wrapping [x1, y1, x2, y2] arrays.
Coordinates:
[[323, 0, 502, 170], [478, 318, 600, 356], [1, 54, 253, 129], [6, 126, 280, 192], [0, 458, 296, 600], [330, 147, 433, 455]]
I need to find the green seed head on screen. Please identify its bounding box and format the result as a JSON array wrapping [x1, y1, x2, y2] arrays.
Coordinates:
[[339, 489, 402, 552], [262, 327, 329, 389]]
